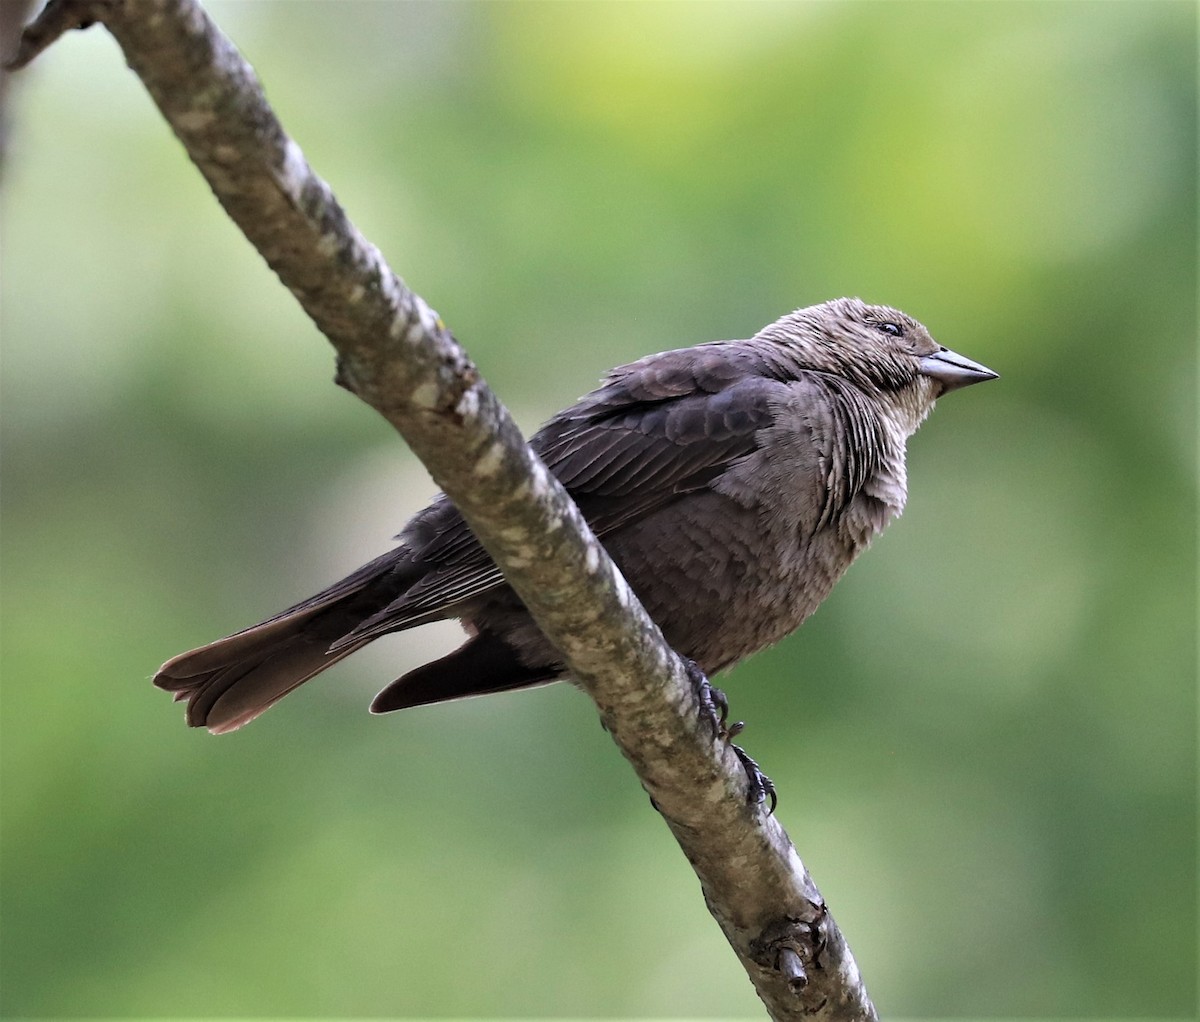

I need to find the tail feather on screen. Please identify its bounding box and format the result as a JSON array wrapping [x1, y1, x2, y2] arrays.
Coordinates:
[[155, 550, 562, 732], [156, 627, 367, 734], [155, 549, 412, 733]]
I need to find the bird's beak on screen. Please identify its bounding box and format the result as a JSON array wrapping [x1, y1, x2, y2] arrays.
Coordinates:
[[918, 348, 999, 394]]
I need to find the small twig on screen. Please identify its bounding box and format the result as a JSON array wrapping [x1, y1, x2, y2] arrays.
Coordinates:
[[4, 0, 105, 71], [778, 947, 809, 991]]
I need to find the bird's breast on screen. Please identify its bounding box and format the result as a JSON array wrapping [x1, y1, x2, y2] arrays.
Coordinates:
[[604, 487, 886, 674]]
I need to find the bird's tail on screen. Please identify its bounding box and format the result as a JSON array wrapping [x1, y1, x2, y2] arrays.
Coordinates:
[[154, 550, 407, 734]]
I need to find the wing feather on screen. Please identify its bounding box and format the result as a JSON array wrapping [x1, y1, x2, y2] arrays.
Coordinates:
[[339, 344, 798, 644]]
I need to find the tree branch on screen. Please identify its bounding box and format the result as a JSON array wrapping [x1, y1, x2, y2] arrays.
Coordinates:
[[10, 1, 876, 1017]]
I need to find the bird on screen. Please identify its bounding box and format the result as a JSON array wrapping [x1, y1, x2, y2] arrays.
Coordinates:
[[155, 298, 996, 735]]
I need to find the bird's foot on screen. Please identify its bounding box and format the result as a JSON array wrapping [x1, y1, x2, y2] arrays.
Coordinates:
[[684, 659, 777, 814], [688, 659, 731, 739]]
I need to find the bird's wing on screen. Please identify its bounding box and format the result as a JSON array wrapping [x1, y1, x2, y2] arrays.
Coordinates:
[[337, 344, 794, 642]]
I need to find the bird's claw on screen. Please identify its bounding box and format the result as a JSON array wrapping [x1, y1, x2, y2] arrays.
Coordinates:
[[730, 742, 777, 813], [687, 659, 729, 739], [684, 659, 777, 814]]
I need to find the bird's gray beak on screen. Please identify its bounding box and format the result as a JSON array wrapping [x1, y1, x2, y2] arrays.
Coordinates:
[[919, 347, 999, 394]]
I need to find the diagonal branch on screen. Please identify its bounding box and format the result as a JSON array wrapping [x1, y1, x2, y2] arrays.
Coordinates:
[[10, 1, 876, 1017]]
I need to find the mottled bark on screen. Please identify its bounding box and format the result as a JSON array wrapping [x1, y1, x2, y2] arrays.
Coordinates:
[[9, 2, 876, 1017]]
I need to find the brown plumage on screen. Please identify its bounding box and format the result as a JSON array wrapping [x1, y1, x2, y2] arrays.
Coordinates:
[[155, 298, 996, 734]]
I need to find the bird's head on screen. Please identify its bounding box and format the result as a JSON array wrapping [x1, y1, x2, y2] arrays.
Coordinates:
[[760, 297, 997, 433]]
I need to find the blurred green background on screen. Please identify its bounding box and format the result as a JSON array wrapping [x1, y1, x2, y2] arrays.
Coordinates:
[[1, 1, 1195, 1017]]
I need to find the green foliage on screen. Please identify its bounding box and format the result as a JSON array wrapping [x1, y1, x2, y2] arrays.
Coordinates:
[[1, 1, 1194, 1015]]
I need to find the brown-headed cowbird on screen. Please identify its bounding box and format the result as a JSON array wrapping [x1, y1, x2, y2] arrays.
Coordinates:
[[156, 298, 996, 734]]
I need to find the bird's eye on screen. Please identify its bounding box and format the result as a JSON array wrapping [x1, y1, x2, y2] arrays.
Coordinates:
[[876, 322, 904, 338]]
